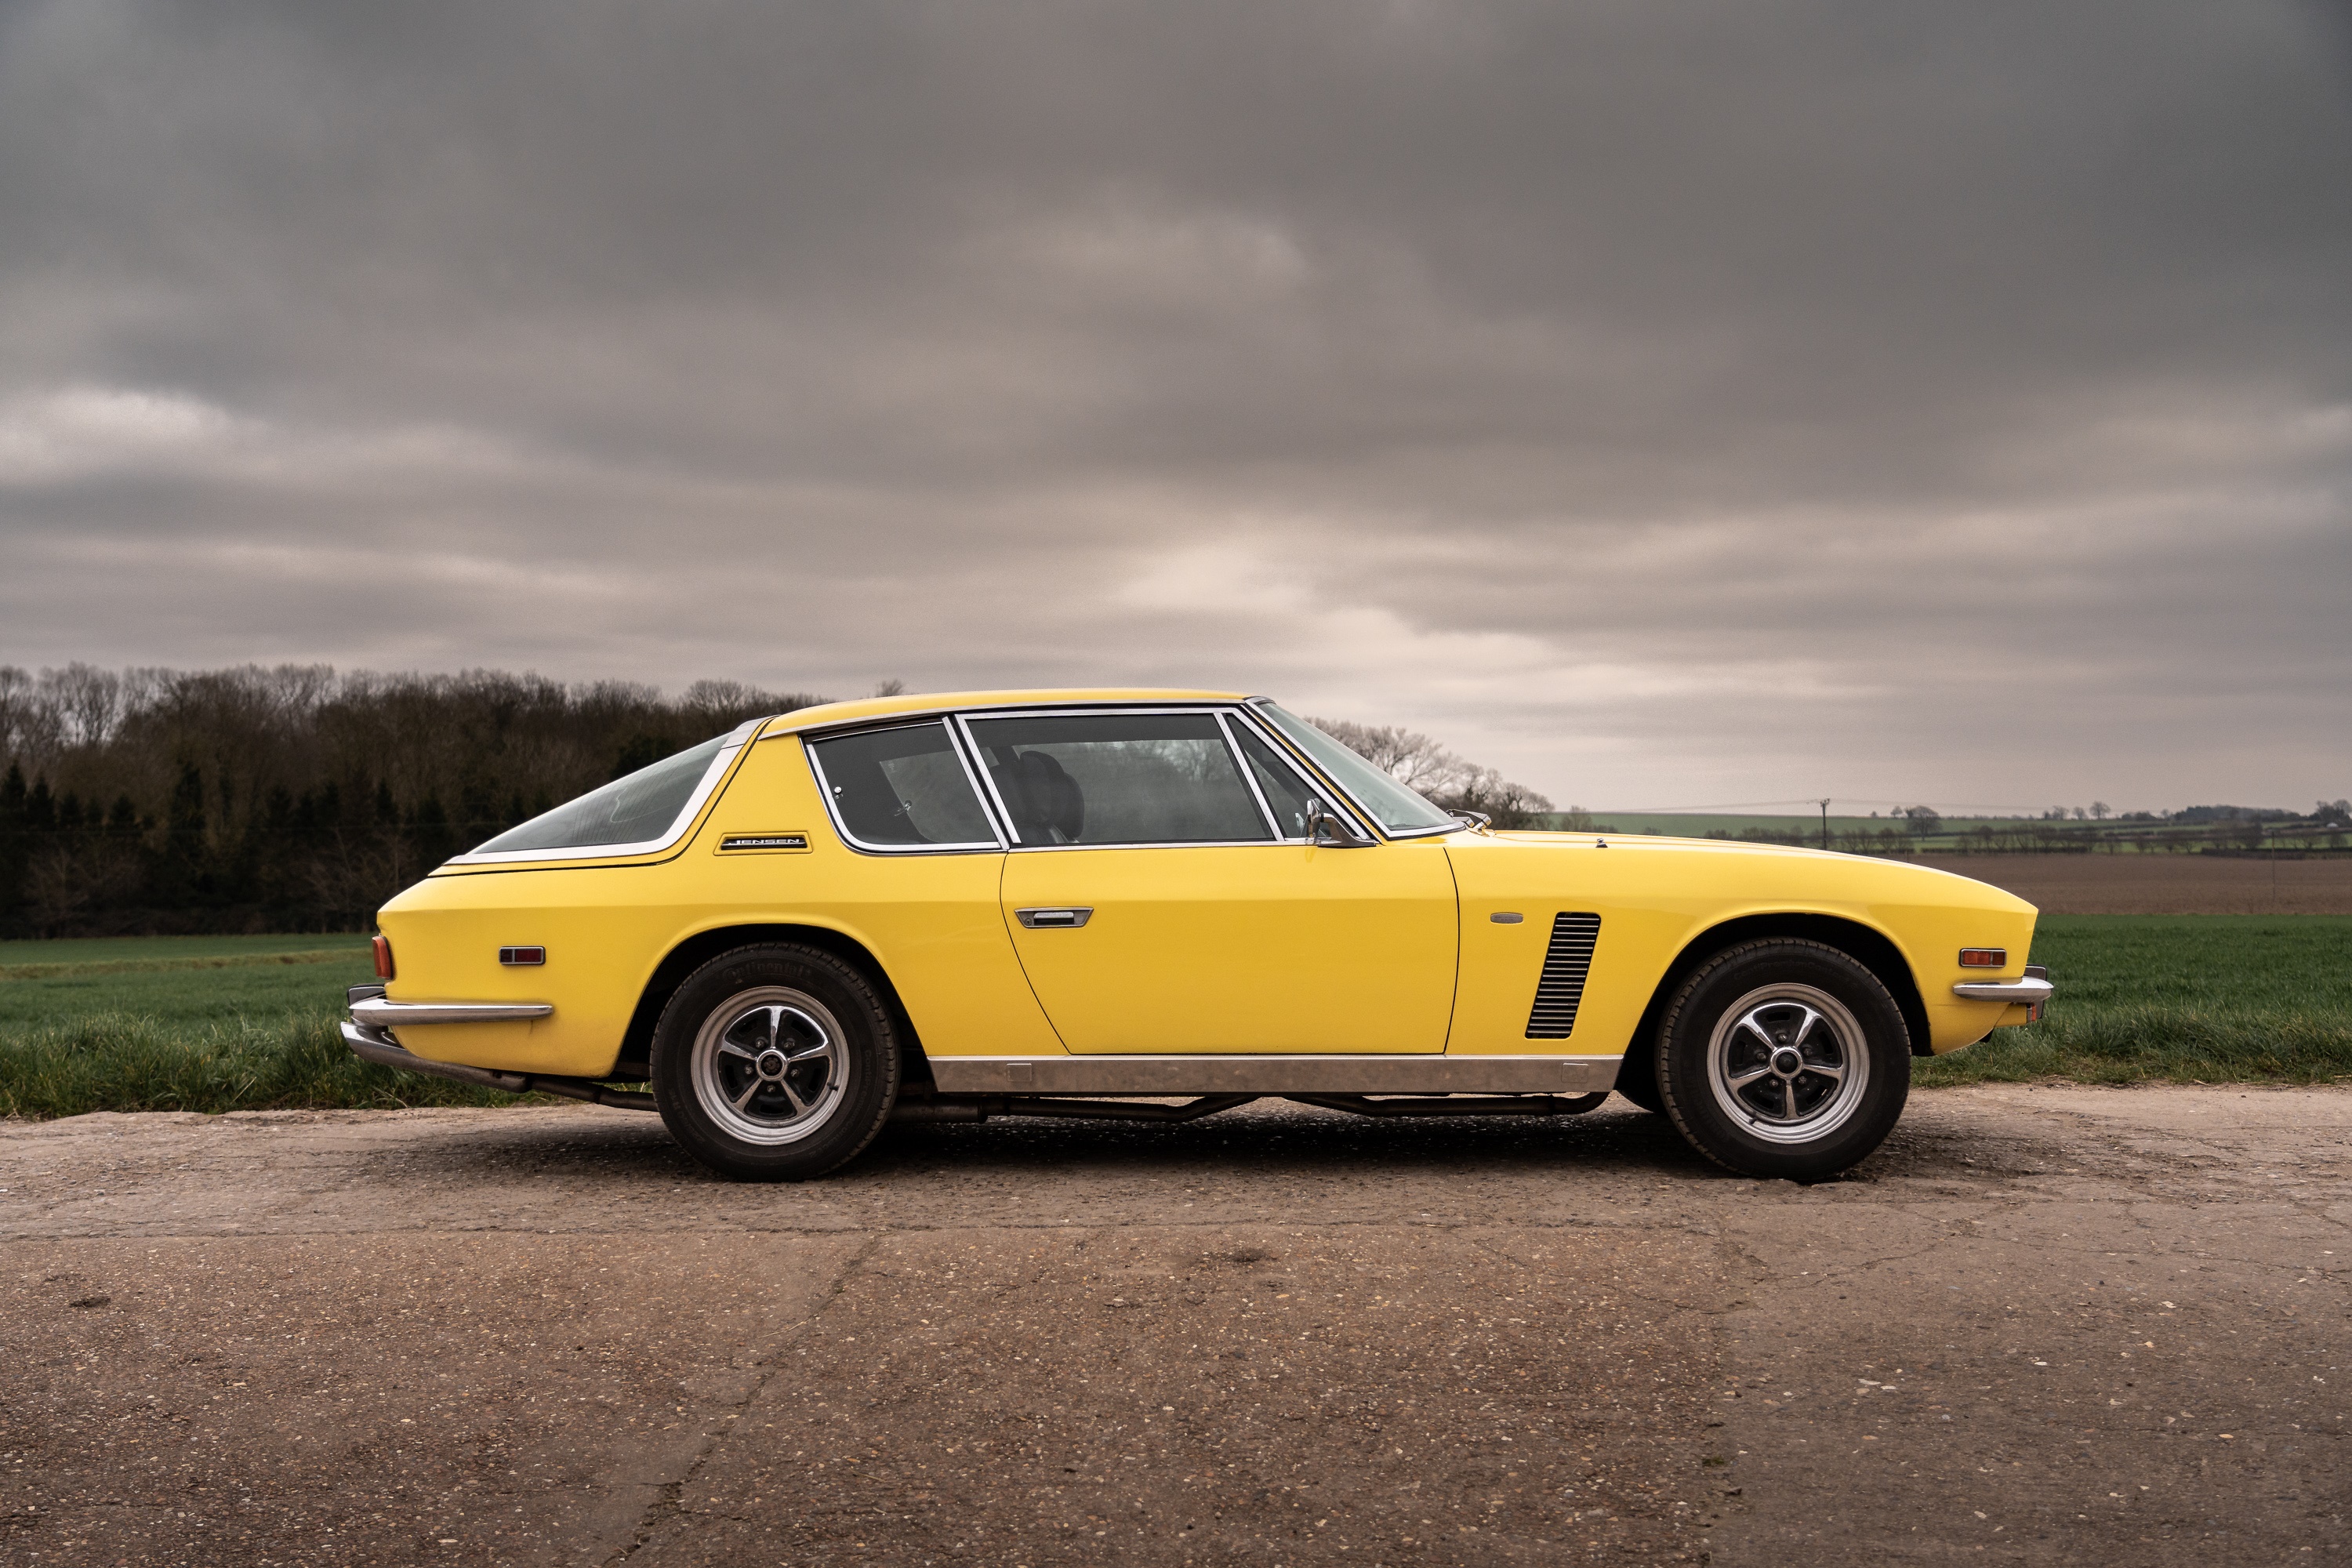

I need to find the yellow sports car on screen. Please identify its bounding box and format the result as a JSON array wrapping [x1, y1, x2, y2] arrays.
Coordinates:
[[342, 689, 2049, 1181]]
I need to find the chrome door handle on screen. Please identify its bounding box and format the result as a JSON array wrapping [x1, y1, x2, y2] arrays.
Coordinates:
[[1014, 907, 1094, 929]]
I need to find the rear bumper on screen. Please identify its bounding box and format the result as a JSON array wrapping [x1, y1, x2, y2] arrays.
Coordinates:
[[350, 996, 553, 1027], [339, 1014, 653, 1111]]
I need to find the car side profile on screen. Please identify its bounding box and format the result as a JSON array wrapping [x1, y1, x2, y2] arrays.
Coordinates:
[[342, 689, 2050, 1180]]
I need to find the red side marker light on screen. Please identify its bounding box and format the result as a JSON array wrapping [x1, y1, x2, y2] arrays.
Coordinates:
[[372, 935, 395, 981], [1958, 948, 2005, 968], [499, 946, 546, 967]]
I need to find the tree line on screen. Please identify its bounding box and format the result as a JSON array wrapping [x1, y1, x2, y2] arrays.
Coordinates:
[[0, 666, 1555, 938], [0, 664, 822, 937]]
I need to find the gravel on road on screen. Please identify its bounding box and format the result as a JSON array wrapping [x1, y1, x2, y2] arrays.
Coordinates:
[[3, 1087, 2347, 1566]]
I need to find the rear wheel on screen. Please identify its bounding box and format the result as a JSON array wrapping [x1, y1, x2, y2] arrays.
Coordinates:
[[1655, 938, 1909, 1179], [651, 944, 899, 1181]]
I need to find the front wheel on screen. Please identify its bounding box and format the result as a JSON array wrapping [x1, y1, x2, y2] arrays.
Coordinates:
[[1655, 939, 1910, 1179], [651, 944, 900, 1181]]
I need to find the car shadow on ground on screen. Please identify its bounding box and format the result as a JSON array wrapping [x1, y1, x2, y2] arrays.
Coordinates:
[[364, 1097, 1780, 1192]]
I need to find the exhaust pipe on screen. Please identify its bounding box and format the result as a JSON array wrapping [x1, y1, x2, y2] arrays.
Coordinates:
[[340, 1020, 656, 1112]]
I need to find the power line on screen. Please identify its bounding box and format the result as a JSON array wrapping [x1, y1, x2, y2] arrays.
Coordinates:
[[1590, 797, 2096, 815]]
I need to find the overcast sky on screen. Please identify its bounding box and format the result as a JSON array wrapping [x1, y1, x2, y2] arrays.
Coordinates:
[[2, 1, 2347, 812]]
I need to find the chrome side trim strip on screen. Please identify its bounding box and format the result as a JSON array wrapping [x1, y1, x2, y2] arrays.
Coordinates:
[[1951, 978, 2055, 1004], [351, 997, 554, 1027], [927, 1054, 1622, 1095]]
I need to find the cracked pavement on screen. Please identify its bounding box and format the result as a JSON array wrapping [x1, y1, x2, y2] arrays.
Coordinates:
[[3, 1085, 2347, 1564]]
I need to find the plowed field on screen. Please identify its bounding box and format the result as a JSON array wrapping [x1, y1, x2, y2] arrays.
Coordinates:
[[1912, 852, 2352, 913]]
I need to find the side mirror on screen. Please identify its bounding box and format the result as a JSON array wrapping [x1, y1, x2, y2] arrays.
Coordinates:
[[1305, 797, 1372, 848]]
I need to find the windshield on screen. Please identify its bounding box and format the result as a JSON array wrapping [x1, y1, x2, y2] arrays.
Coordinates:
[[1250, 702, 1459, 834]]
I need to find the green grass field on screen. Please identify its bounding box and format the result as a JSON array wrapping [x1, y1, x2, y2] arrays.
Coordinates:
[[1914, 914, 2352, 1085], [0, 931, 536, 1117], [0, 916, 2346, 1116]]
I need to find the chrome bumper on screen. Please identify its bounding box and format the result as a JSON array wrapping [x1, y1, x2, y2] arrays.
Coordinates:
[[350, 996, 552, 1027], [1950, 978, 2053, 1004], [339, 1011, 653, 1112], [1953, 964, 2053, 1020]]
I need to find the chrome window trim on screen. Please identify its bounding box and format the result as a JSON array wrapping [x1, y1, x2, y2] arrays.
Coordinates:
[[1215, 710, 1284, 840], [786, 697, 1245, 743], [804, 719, 1007, 857], [1243, 698, 1461, 840], [955, 705, 1289, 851], [1223, 706, 1376, 843], [442, 717, 765, 866], [951, 711, 1025, 844]]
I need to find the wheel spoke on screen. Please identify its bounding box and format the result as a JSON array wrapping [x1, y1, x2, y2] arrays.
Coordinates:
[[695, 992, 852, 1139], [1780, 1080, 1798, 1120], [1739, 1015, 1777, 1048], [1725, 1064, 1775, 1088], [1802, 1061, 1846, 1083], [1788, 1007, 1823, 1050]]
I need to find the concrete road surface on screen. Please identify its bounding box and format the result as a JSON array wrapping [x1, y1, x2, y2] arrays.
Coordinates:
[[3, 1087, 2347, 1566]]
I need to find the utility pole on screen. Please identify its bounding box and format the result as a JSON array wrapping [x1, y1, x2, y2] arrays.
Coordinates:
[[1819, 798, 1831, 851]]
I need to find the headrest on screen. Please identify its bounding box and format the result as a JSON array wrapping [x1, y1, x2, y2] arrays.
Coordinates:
[[1012, 750, 1085, 842]]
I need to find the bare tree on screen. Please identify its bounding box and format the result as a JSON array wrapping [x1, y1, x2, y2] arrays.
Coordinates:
[[1309, 717, 1555, 828]]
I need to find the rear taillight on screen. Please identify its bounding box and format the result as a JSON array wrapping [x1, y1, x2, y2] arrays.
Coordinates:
[[372, 935, 394, 980], [1958, 948, 2005, 968]]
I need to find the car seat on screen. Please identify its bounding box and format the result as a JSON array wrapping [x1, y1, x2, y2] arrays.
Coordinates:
[[1011, 750, 1085, 843]]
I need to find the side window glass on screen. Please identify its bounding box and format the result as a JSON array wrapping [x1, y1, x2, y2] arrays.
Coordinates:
[[808, 723, 996, 848], [1231, 722, 1317, 840], [965, 713, 1273, 845]]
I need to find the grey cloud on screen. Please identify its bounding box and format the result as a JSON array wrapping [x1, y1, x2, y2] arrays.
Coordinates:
[[0, 0, 2347, 809]]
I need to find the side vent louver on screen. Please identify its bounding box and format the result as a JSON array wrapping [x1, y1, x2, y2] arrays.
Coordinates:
[[1524, 912, 1602, 1039]]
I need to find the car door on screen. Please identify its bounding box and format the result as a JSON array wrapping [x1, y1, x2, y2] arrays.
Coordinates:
[[973, 707, 1459, 1054], [799, 718, 1065, 1059]]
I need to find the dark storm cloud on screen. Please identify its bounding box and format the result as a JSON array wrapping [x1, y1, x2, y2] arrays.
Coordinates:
[[1, 0, 2347, 807]]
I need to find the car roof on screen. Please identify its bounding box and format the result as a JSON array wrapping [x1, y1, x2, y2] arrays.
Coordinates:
[[757, 688, 1255, 736]]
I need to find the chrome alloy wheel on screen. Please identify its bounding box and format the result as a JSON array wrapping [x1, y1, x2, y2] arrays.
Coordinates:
[[1704, 982, 1871, 1145], [689, 986, 849, 1146]]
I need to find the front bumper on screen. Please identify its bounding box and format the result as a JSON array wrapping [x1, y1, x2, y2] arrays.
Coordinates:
[[1952, 964, 2052, 1022]]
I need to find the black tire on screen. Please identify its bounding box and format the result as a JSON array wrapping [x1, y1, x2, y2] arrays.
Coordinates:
[[1654, 938, 1910, 1179], [650, 943, 900, 1181]]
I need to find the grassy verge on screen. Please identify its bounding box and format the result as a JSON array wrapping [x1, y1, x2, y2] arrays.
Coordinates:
[[0, 1012, 548, 1118], [1915, 914, 2352, 1086], [0, 933, 565, 1118]]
